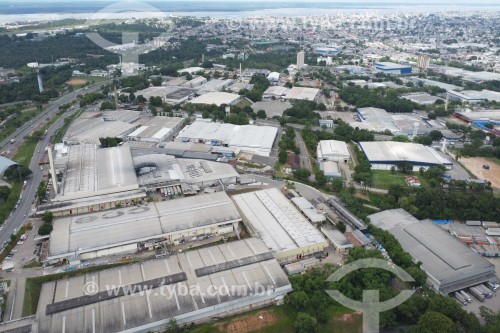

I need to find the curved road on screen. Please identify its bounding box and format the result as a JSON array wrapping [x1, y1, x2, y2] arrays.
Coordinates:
[[0, 81, 110, 247]]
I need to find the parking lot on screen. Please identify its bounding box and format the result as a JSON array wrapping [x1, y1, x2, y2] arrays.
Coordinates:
[[457, 258, 500, 321], [3, 218, 43, 271]]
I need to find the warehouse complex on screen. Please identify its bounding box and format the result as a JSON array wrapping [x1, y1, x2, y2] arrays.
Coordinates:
[[233, 188, 328, 263], [37, 238, 292, 333], [369, 209, 497, 295], [41, 145, 238, 216], [354, 107, 445, 137], [359, 141, 452, 170], [176, 121, 278, 157], [46, 192, 242, 263]]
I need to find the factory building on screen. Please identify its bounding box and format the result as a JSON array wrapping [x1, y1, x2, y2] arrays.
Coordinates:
[[127, 116, 184, 143], [374, 62, 412, 75], [359, 141, 452, 171], [369, 209, 498, 295], [232, 188, 328, 263], [176, 121, 278, 157], [321, 227, 353, 254], [52, 144, 139, 201], [189, 92, 243, 107], [196, 78, 234, 94], [46, 192, 242, 263], [134, 154, 238, 188], [63, 110, 140, 145], [36, 238, 292, 333], [314, 46, 340, 55], [262, 86, 320, 102], [291, 197, 326, 223], [134, 86, 197, 104], [447, 90, 500, 104], [39, 145, 238, 217], [317, 140, 351, 163]]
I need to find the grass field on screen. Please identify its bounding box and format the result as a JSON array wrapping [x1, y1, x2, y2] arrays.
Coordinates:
[[371, 170, 429, 190], [371, 170, 408, 189]]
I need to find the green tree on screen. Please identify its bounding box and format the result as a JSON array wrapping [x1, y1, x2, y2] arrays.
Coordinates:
[[294, 168, 311, 181], [37, 181, 46, 199], [42, 211, 54, 224], [0, 186, 10, 202], [100, 101, 115, 110], [38, 223, 53, 235], [288, 290, 309, 310], [429, 130, 443, 141], [294, 312, 317, 333], [278, 149, 288, 164], [256, 110, 267, 119], [411, 311, 455, 333], [136, 95, 147, 104]]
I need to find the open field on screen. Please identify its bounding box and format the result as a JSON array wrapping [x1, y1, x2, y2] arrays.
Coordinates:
[[186, 304, 359, 333], [66, 78, 87, 86], [460, 157, 500, 188], [370, 170, 429, 190]]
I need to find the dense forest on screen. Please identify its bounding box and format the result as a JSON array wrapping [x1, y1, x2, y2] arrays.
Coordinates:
[[0, 33, 116, 68], [339, 85, 419, 113]]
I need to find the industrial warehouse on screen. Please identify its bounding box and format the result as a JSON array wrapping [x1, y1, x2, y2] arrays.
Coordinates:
[[63, 110, 140, 144], [46, 192, 242, 263], [176, 121, 279, 157], [359, 141, 453, 171], [36, 238, 292, 333], [39, 144, 239, 216], [127, 116, 184, 143], [369, 209, 498, 295], [232, 188, 329, 263]]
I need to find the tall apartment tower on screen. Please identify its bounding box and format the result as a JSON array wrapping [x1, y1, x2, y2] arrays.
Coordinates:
[[297, 50, 305, 70]]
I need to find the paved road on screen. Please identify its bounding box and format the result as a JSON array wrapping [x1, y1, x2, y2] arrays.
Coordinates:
[[0, 81, 110, 248], [294, 129, 315, 181]]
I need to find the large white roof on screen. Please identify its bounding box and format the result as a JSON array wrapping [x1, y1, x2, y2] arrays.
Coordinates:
[[232, 188, 327, 254], [49, 192, 241, 259], [58, 145, 139, 200], [176, 122, 278, 155], [359, 141, 451, 166], [369, 209, 496, 294], [317, 140, 350, 159], [284, 87, 320, 101], [190, 92, 241, 106]]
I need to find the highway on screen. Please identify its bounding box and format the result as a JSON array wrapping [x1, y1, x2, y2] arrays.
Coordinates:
[[0, 81, 110, 248]]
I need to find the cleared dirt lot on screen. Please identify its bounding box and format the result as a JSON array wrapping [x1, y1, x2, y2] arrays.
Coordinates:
[[460, 157, 500, 188], [215, 309, 277, 333], [66, 78, 87, 86]]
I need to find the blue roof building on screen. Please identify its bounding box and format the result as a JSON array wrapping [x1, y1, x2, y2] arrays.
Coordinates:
[[374, 62, 412, 75]]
